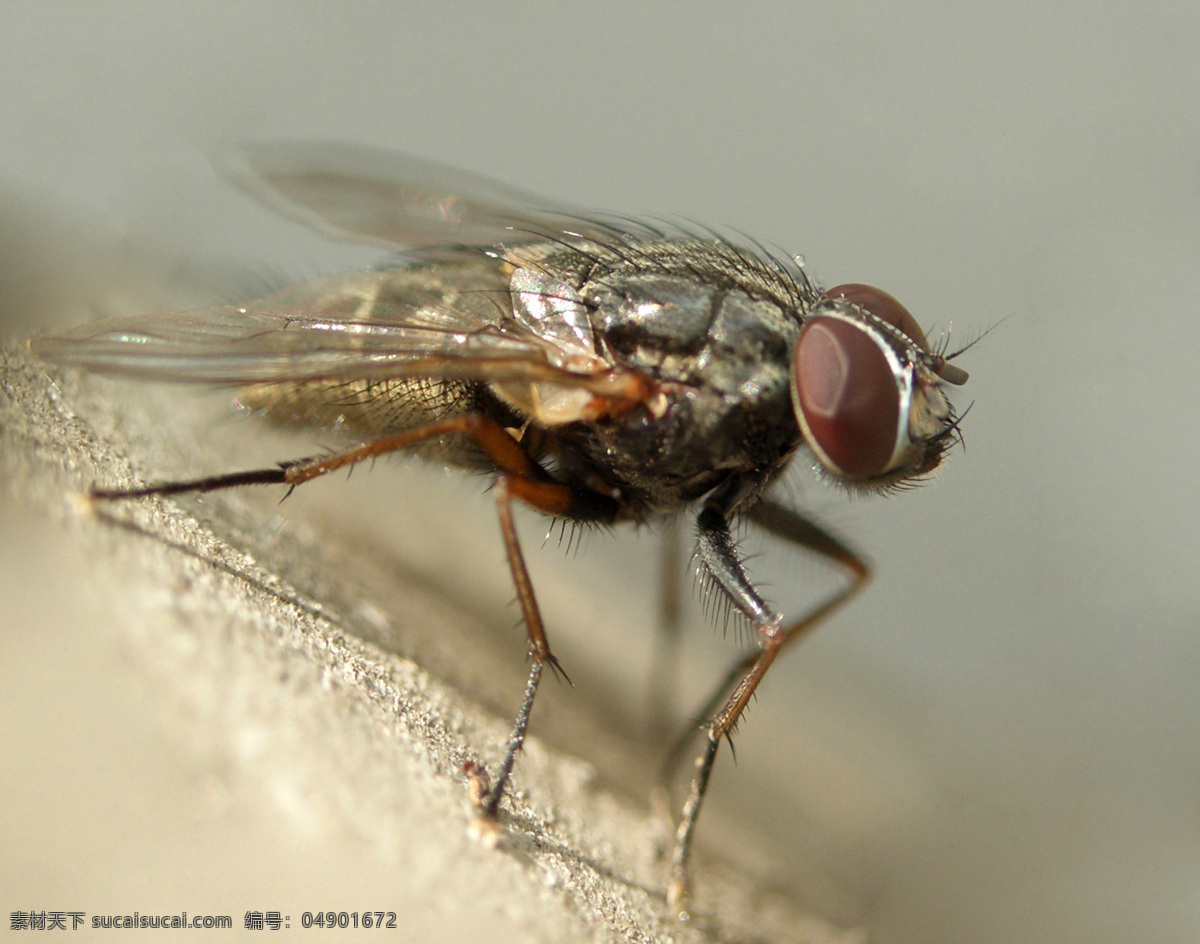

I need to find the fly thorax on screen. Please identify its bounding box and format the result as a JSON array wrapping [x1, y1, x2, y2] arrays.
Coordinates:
[[489, 266, 607, 425]]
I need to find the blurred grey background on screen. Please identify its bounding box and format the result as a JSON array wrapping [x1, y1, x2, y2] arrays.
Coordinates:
[[3, 2, 1199, 943]]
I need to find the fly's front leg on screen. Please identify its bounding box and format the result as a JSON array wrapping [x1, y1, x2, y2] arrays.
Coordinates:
[[667, 500, 785, 915], [667, 496, 870, 917]]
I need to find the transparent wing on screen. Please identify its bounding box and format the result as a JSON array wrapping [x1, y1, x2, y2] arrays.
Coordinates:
[[31, 145, 660, 415], [30, 264, 625, 397], [220, 141, 628, 251]]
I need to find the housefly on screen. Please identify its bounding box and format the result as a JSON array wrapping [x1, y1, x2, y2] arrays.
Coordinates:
[[30, 142, 971, 915]]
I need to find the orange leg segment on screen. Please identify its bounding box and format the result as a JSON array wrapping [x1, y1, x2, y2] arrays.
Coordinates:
[[88, 413, 618, 823]]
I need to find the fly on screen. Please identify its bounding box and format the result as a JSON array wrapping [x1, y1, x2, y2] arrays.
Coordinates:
[[29, 142, 972, 916]]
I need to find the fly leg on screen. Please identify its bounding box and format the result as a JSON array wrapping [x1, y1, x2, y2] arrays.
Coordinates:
[[85, 413, 620, 828], [667, 496, 870, 916], [647, 517, 685, 741], [478, 471, 584, 825], [86, 414, 555, 499]]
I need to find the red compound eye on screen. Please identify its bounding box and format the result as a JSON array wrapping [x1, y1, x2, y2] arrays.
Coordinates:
[[792, 284, 913, 480], [819, 283, 929, 350]]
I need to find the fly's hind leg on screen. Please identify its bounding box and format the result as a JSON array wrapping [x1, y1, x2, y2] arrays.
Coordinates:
[[84, 413, 620, 832], [666, 495, 870, 917]]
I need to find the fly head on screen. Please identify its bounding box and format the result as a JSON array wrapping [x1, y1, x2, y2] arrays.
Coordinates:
[[791, 283, 970, 490]]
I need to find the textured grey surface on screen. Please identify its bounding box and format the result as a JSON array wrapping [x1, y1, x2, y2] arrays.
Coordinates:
[[1, 342, 857, 943]]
